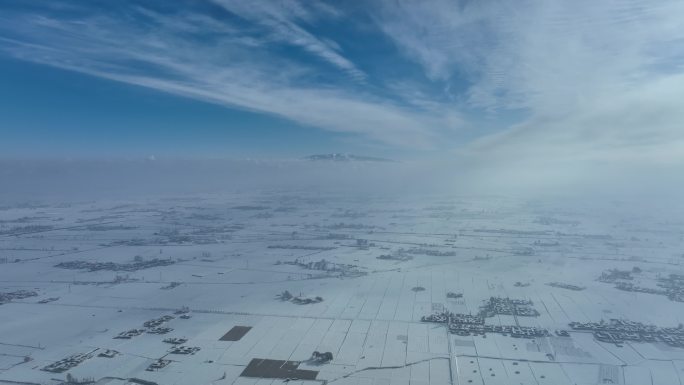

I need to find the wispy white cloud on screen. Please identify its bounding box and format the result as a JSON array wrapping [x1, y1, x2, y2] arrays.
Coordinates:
[[3, 0, 683, 185], [210, 0, 366, 81], [0, 3, 461, 148], [375, 0, 684, 109], [373, 0, 684, 175]]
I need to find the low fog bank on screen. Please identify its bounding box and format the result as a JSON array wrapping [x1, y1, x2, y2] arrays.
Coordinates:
[[0, 158, 430, 203], [1, 157, 682, 207]]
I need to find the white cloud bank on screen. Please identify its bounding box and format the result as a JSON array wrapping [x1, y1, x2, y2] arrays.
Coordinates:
[[375, 0, 684, 174]]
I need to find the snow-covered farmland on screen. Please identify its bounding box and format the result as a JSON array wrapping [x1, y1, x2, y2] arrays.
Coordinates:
[[1, 193, 684, 384]]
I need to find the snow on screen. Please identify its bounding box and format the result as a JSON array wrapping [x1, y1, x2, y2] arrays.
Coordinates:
[[1, 192, 684, 384]]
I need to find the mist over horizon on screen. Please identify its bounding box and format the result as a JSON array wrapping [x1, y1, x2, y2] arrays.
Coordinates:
[[1, 156, 682, 207]]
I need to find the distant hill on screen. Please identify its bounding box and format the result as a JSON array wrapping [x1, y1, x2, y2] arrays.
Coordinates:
[[305, 153, 395, 162]]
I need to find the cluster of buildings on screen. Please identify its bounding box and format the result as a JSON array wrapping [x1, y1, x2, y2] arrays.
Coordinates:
[[114, 329, 145, 339], [55, 258, 174, 272], [450, 323, 550, 338], [310, 351, 333, 364], [1, 224, 52, 236], [421, 311, 549, 338], [116, 314, 183, 339], [479, 297, 540, 317], [0, 289, 37, 305], [163, 337, 187, 345], [594, 267, 684, 302], [38, 297, 59, 304], [403, 247, 456, 257], [42, 352, 92, 373], [421, 312, 484, 325], [421, 296, 549, 338], [598, 268, 635, 283], [98, 349, 119, 358], [291, 296, 323, 305], [268, 245, 335, 251], [546, 282, 585, 291], [144, 315, 174, 328], [533, 240, 560, 247], [148, 327, 173, 335], [146, 359, 171, 371], [278, 258, 366, 277], [276, 290, 324, 305], [111, 311, 198, 372], [614, 282, 666, 296], [153, 227, 220, 245], [324, 222, 377, 230], [377, 253, 412, 261], [169, 346, 200, 355], [569, 319, 684, 347], [161, 281, 181, 290], [611, 273, 684, 302], [657, 274, 684, 302]]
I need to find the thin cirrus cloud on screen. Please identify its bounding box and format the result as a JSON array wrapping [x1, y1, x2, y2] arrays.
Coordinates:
[[210, 0, 367, 82], [1, 0, 684, 176], [373, 0, 684, 169], [0, 1, 459, 149]]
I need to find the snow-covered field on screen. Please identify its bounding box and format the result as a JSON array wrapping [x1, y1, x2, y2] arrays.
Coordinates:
[[1, 192, 684, 384]]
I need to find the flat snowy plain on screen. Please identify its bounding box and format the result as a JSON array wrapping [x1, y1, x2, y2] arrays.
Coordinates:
[[1, 192, 683, 385]]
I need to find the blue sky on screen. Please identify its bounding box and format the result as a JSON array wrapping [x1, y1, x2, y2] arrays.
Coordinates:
[[1, 0, 684, 165], [0, 55, 347, 158]]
